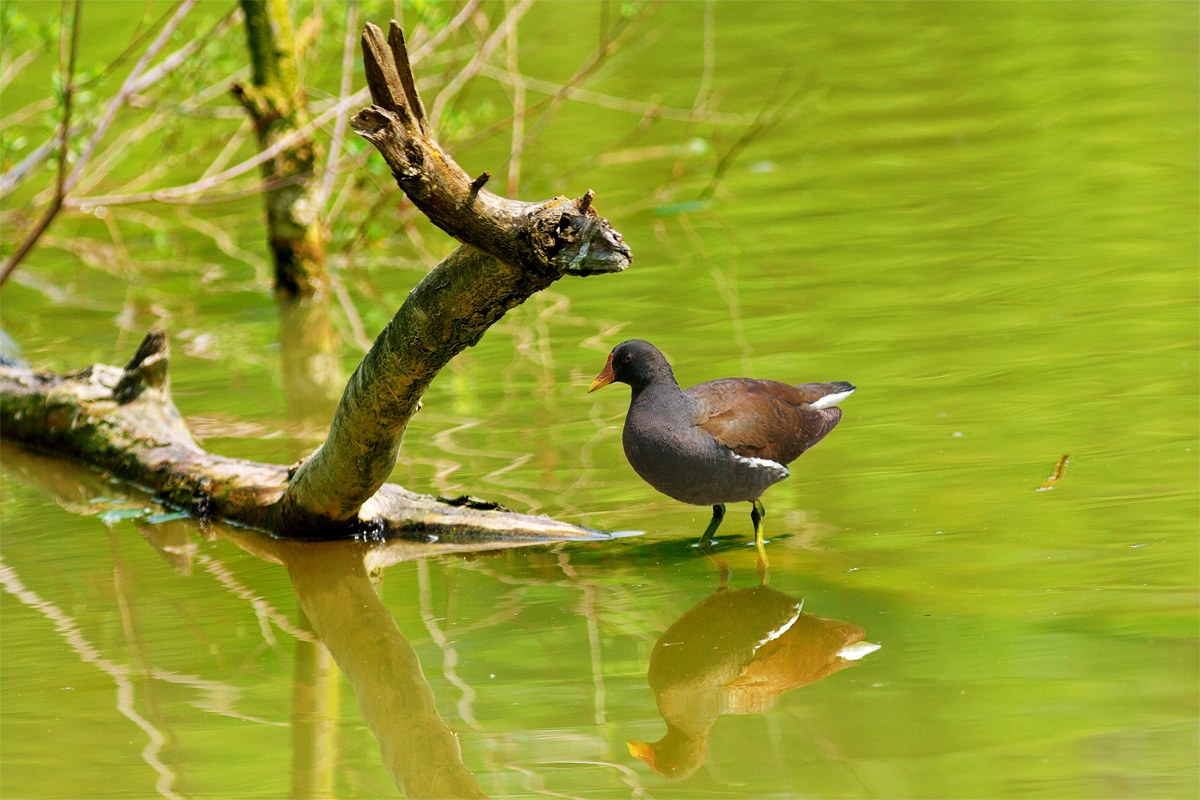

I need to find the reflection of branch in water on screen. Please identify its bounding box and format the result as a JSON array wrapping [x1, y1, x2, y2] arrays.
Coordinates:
[[290, 609, 339, 800], [196, 553, 319, 648], [555, 548, 607, 726], [432, 416, 540, 512], [505, 765, 587, 800], [417, 557, 483, 731], [108, 527, 181, 794], [282, 542, 486, 798], [542, 760, 647, 799], [0, 557, 182, 800]]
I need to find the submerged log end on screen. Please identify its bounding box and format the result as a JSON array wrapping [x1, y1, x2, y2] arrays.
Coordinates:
[[363, 484, 616, 542]]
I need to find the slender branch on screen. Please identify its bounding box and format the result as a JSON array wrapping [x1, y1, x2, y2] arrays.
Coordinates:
[[59, 1, 482, 212], [63, 91, 361, 208], [0, 0, 82, 287], [66, 0, 197, 192], [410, 0, 483, 63], [698, 69, 806, 201], [130, 7, 240, 95], [428, 0, 535, 126]]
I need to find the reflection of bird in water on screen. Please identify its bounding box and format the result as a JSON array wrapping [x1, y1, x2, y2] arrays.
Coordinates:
[[589, 339, 853, 550], [628, 583, 880, 780]]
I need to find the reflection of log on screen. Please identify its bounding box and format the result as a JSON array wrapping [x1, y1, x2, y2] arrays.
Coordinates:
[[0, 20, 628, 542], [282, 541, 487, 799], [629, 584, 879, 780], [0, 443, 502, 797]]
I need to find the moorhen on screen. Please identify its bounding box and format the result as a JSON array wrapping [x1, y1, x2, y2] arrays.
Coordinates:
[[589, 339, 853, 546], [626, 583, 880, 779]]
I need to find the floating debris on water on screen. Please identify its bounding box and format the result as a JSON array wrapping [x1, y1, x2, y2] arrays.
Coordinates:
[[1037, 454, 1070, 491]]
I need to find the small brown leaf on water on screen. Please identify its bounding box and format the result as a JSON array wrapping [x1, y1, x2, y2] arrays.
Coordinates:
[[1037, 454, 1070, 491]]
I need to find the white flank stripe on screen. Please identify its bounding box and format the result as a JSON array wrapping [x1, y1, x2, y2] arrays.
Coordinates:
[[733, 454, 789, 476], [810, 388, 855, 410], [753, 602, 804, 652]]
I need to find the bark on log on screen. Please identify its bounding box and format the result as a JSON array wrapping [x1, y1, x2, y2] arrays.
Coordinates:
[[0, 20, 630, 542], [0, 332, 606, 540]]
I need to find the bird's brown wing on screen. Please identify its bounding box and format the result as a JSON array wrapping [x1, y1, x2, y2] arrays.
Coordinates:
[[687, 379, 843, 465]]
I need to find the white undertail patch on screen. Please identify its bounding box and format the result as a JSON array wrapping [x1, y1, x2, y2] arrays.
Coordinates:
[[810, 388, 856, 410], [836, 641, 882, 661]]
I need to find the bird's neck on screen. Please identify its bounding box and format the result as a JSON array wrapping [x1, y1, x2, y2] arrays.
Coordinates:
[[630, 371, 684, 406]]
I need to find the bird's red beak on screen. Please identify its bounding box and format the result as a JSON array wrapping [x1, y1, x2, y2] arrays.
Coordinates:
[[589, 353, 615, 393]]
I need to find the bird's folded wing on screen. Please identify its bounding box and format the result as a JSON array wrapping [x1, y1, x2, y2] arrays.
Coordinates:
[[688, 379, 843, 464]]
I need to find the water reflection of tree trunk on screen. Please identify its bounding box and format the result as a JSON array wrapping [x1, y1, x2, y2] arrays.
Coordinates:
[[290, 609, 339, 800], [281, 542, 487, 799], [277, 295, 344, 441]]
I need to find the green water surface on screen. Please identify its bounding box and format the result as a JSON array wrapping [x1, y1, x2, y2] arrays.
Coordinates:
[[1, 1, 1197, 798]]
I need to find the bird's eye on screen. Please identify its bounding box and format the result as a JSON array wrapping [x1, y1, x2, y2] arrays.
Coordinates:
[[623, 353, 634, 364]]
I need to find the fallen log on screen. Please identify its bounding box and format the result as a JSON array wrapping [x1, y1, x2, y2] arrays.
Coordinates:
[[0, 20, 631, 541]]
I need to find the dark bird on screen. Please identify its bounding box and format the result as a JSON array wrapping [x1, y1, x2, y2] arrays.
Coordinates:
[[589, 339, 854, 546], [627, 583, 880, 779]]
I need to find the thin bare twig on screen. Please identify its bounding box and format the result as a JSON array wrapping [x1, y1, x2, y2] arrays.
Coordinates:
[[320, 0, 358, 209], [410, 0, 483, 63], [0, 135, 58, 196], [128, 4, 238, 96], [493, 0, 660, 169], [428, 0, 535, 126], [327, 268, 373, 352], [66, 0, 197, 192], [479, 65, 754, 125], [63, 1, 481, 212], [0, 47, 40, 92], [65, 90, 366, 207], [697, 69, 809, 201], [0, 0, 82, 287], [504, 0, 524, 198]]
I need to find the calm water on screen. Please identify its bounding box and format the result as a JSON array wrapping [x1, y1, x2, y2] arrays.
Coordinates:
[[2, 1, 1197, 798]]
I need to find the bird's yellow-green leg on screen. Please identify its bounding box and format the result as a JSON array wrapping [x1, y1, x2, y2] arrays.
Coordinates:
[[755, 544, 771, 584], [751, 499, 770, 583], [751, 499, 767, 546], [698, 503, 726, 545]]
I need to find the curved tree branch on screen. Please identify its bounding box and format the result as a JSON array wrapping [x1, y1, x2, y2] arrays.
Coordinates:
[[275, 21, 630, 530]]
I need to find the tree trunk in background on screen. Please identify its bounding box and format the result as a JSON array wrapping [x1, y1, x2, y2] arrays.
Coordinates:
[[233, 0, 328, 298]]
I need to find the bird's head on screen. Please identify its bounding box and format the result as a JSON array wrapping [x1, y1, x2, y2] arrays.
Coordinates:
[[626, 731, 707, 780], [589, 339, 674, 393]]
